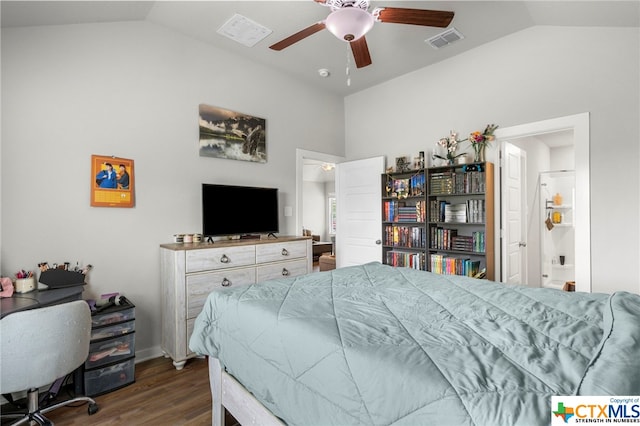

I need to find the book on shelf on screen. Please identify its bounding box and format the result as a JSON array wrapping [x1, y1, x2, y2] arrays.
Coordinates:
[[384, 225, 425, 248], [430, 227, 458, 250], [444, 203, 467, 223], [429, 172, 454, 195], [429, 169, 486, 195], [386, 250, 425, 270], [385, 200, 426, 223], [429, 254, 482, 277], [384, 200, 397, 222], [409, 174, 425, 197], [429, 199, 485, 224], [466, 199, 485, 223]]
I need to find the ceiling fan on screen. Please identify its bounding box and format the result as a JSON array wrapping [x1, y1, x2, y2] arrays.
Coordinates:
[[269, 0, 454, 69]]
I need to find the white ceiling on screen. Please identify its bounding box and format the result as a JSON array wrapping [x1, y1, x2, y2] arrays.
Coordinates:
[[1, 1, 638, 96]]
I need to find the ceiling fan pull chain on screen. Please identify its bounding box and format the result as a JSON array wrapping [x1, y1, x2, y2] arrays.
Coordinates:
[[346, 44, 352, 86]]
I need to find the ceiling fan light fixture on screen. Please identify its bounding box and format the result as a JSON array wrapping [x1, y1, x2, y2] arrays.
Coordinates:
[[325, 8, 374, 42]]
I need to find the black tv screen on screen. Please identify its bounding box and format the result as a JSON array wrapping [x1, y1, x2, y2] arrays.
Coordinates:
[[202, 184, 279, 237]]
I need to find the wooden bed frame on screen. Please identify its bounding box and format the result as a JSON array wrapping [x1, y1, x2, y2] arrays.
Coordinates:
[[209, 357, 284, 426]]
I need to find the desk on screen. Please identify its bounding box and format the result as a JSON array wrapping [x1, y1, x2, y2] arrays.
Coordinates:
[[0, 286, 84, 319], [312, 242, 333, 261]]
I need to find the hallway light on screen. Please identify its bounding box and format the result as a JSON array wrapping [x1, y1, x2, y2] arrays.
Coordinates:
[[321, 163, 335, 171]]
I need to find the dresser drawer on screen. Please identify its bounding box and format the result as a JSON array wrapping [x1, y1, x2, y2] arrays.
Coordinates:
[[186, 268, 256, 318], [186, 245, 256, 273], [257, 258, 308, 282], [256, 240, 308, 264]]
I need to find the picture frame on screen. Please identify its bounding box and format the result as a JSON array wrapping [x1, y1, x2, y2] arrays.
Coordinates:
[[90, 155, 135, 208], [199, 104, 266, 163], [395, 156, 409, 172]]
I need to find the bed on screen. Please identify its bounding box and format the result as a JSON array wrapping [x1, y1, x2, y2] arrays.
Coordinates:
[[189, 262, 640, 426]]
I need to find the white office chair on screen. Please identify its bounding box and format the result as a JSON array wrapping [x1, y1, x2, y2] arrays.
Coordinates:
[[0, 300, 99, 425]]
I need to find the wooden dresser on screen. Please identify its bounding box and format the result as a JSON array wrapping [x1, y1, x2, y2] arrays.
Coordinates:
[[160, 236, 312, 370]]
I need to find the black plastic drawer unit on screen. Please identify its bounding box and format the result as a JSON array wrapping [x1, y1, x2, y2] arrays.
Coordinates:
[[82, 299, 136, 397]]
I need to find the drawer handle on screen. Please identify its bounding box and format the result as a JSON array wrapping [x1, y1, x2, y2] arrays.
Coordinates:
[[281, 248, 289, 256], [282, 268, 290, 276], [220, 254, 230, 263], [221, 278, 231, 287]]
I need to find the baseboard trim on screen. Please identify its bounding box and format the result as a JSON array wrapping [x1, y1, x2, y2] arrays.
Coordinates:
[[134, 345, 164, 364]]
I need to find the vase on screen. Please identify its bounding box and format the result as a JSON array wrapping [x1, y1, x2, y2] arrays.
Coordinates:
[[473, 145, 485, 162]]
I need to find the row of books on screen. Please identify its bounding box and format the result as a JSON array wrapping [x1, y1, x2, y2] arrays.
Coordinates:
[[386, 250, 425, 269], [384, 225, 426, 248], [389, 174, 426, 198], [383, 200, 426, 222], [429, 200, 486, 224], [429, 228, 486, 253], [429, 254, 482, 277], [429, 171, 486, 195]]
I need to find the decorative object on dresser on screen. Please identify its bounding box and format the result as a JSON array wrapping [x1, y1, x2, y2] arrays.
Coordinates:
[[160, 236, 312, 370]]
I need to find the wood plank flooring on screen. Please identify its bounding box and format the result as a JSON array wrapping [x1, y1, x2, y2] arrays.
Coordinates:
[[1, 357, 236, 426]]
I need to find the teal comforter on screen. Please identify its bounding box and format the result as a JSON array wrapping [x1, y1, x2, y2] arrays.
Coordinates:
[[189, 262, 640, 425]]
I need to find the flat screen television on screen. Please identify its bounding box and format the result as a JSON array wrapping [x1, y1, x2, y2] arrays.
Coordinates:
[[202, 183, 279, 238]]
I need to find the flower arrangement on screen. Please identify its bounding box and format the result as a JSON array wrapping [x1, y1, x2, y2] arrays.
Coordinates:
[[432, 131, 466, 165], [468, 124, 499, 162]]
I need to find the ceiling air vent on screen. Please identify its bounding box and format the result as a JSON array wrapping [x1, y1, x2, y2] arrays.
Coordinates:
[[217, 14, 272, 47], [426, 27, 464, 49]]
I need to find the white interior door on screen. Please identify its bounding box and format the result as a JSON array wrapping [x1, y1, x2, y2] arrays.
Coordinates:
[[335, 156, 384, 268], [501, 142, 527, 284]]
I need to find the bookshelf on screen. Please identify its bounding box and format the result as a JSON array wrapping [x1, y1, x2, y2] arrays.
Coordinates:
[[381, 169, 427, 270], [426, 162, 494, 280]]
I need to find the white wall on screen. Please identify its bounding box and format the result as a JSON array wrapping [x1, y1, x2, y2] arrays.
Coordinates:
[[1, 21, 344, 358], [345, 26, 640, 294]]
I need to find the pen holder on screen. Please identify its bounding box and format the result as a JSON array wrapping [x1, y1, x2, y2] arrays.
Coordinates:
[[38, 269, 86, 288], [14, 277, 37, 293]]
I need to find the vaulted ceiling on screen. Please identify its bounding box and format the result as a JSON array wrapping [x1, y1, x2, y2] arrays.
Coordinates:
[[2, 1, 638, 96]]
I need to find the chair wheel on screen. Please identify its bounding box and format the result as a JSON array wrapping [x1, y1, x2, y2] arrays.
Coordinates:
[[88, 403, 99, 415]]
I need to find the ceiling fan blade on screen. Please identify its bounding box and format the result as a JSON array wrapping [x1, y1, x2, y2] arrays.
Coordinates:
[[269, 22, 326, 51], [350, 36, 372, 69], [377, 7, 454, 28]]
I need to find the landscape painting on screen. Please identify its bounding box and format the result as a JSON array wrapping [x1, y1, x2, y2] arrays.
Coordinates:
[[199, 104, 266, 163]]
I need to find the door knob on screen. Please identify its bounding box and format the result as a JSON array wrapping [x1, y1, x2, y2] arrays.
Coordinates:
[[519, 242, 527, 247], [375, 240, 382, 245]]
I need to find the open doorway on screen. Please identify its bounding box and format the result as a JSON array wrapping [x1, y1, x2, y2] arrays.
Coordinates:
[[495, 113, 590, 292], [502, 131, 574, 288], [295, 149, 344, 270]]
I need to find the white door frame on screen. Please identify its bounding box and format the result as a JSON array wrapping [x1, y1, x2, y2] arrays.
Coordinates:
[[494, 113, 591, 292], [295, 149, 345, 237]]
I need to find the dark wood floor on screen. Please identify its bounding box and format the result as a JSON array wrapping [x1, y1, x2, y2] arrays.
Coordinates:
[[1, 356, 236, 426]]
